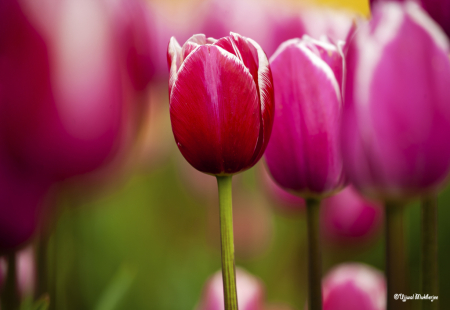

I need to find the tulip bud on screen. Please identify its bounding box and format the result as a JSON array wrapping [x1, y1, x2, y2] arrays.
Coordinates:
[[264, 36, 345, 198], [167, 33, 274, 175], [321, 263, 386, 310], [369, 0, 450, 38], [321, 186, 382, 246], [341, 2, 450, 200], [197, 268, 265, 310]]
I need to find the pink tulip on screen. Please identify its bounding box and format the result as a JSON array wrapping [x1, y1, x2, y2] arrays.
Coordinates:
[[370, 0, 450, 38], [341, 1, 450, 200], [264, 36, 345, 198], [0, 246, 36, 297], [321, 186, 382, 246], [321, 263, 386, 310], [197, 268, 265, 310], [0, 0, 124, 180], [168, 33, 274, 175]]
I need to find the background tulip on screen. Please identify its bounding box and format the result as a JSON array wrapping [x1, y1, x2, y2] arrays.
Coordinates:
[[321, 263, 386, 310], [0, 0, 123, 180], [321, 186, 382, 247], [168, 33, 274, 175], [264, 36, 345, 198], [197, 268, 265, 310], [341, 1, 450, 200], [369, 0, 450, 38]]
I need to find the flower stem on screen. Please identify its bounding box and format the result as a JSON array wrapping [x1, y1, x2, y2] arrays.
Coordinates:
[[306, 198, 322, 310], [216, 175, 238, 310], [421, 195, 439, 310], [1, 252, 20, 310], [385, 201, 407, 310]]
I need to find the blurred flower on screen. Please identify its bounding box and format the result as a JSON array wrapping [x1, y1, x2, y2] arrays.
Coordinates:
[[369, 0, 450, 38], [341, 1, 450, 200], [168, 33, 274, 175], [197, 267, 265, 310], [264, 36, 345, 198], [321, 186, 382, 247], [321, 263, 386, 310], [0, 0, 124, 180]]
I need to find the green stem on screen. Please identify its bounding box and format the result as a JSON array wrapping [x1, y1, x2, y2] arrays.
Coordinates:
[[306, 198, 322, 310], [1, 252, 21, 310], [421, 195, 439, 310], [216, 176, 238, 310], [35, 232, 49, 300], [385, 202, 407, 310]]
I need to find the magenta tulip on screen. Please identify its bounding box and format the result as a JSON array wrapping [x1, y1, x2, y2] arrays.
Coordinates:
[[341, 1, 450, 200], [321, 263, 386, 310], [321, 186, 382, 246], [0, 0, 123, 180], [264, 36, 345, 198], [168, 33, 274, 175], [370, 0, 450, 38], [197, 268, 264, 310]]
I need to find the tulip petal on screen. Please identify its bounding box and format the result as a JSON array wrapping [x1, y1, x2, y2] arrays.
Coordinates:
[[265, 40, 343, 195], [181, 33, 207, 60], [170, 45, 260, 175], [167, 36, 182, 95]]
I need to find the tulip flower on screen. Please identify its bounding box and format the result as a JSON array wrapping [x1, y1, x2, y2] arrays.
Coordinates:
[[0, 0, 123, 181], [369, 0, 450, 38], [264, 35, 344, 310], [321, 186, 382, 247], [197, 268, 265, 310], [321, 263, 386, 310], [342, 2, 450, 308], [168, 32, 274, 310]]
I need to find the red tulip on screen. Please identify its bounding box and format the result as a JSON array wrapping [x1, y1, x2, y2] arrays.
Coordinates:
[[167, 33, 274, 175]]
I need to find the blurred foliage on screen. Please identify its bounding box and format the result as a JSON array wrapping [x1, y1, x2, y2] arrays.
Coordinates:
[[41, 151, 450, 309]]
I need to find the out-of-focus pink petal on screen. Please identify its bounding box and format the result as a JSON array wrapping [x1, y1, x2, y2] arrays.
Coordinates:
[[322, 263, 386, 310], [198, 267, 265, 310], [170, 45, 260, 175]]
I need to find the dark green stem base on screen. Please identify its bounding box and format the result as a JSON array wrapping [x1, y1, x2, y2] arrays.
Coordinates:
[[306, 198, 322, 310], [421, 195, 439, 310], [1, 252, 20, 310], [216, 176, 238, 310], [385, 202, 407, 310]]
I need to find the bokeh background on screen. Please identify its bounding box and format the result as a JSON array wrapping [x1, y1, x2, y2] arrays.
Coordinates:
[[6, 0, 449, 309]]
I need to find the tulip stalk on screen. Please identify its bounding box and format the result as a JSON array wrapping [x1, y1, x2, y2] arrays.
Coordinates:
[[1, 252, 21, 310], [217, 175, 238, 310], [421, 195, 439, 310], [306, 198, 322, 310], [385, 202, 407, 310]]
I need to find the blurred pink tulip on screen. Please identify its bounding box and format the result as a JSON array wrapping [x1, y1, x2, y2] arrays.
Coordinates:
[[341, 1, 450, 200], [321, 186, 382, 246], [370, 0, 450, 38], [264, 36, 345, 198], [0, 0, 126, 180], [0, 246, 36, 297], [197, 268, 265, 310], [321, 263, 386, 310]]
